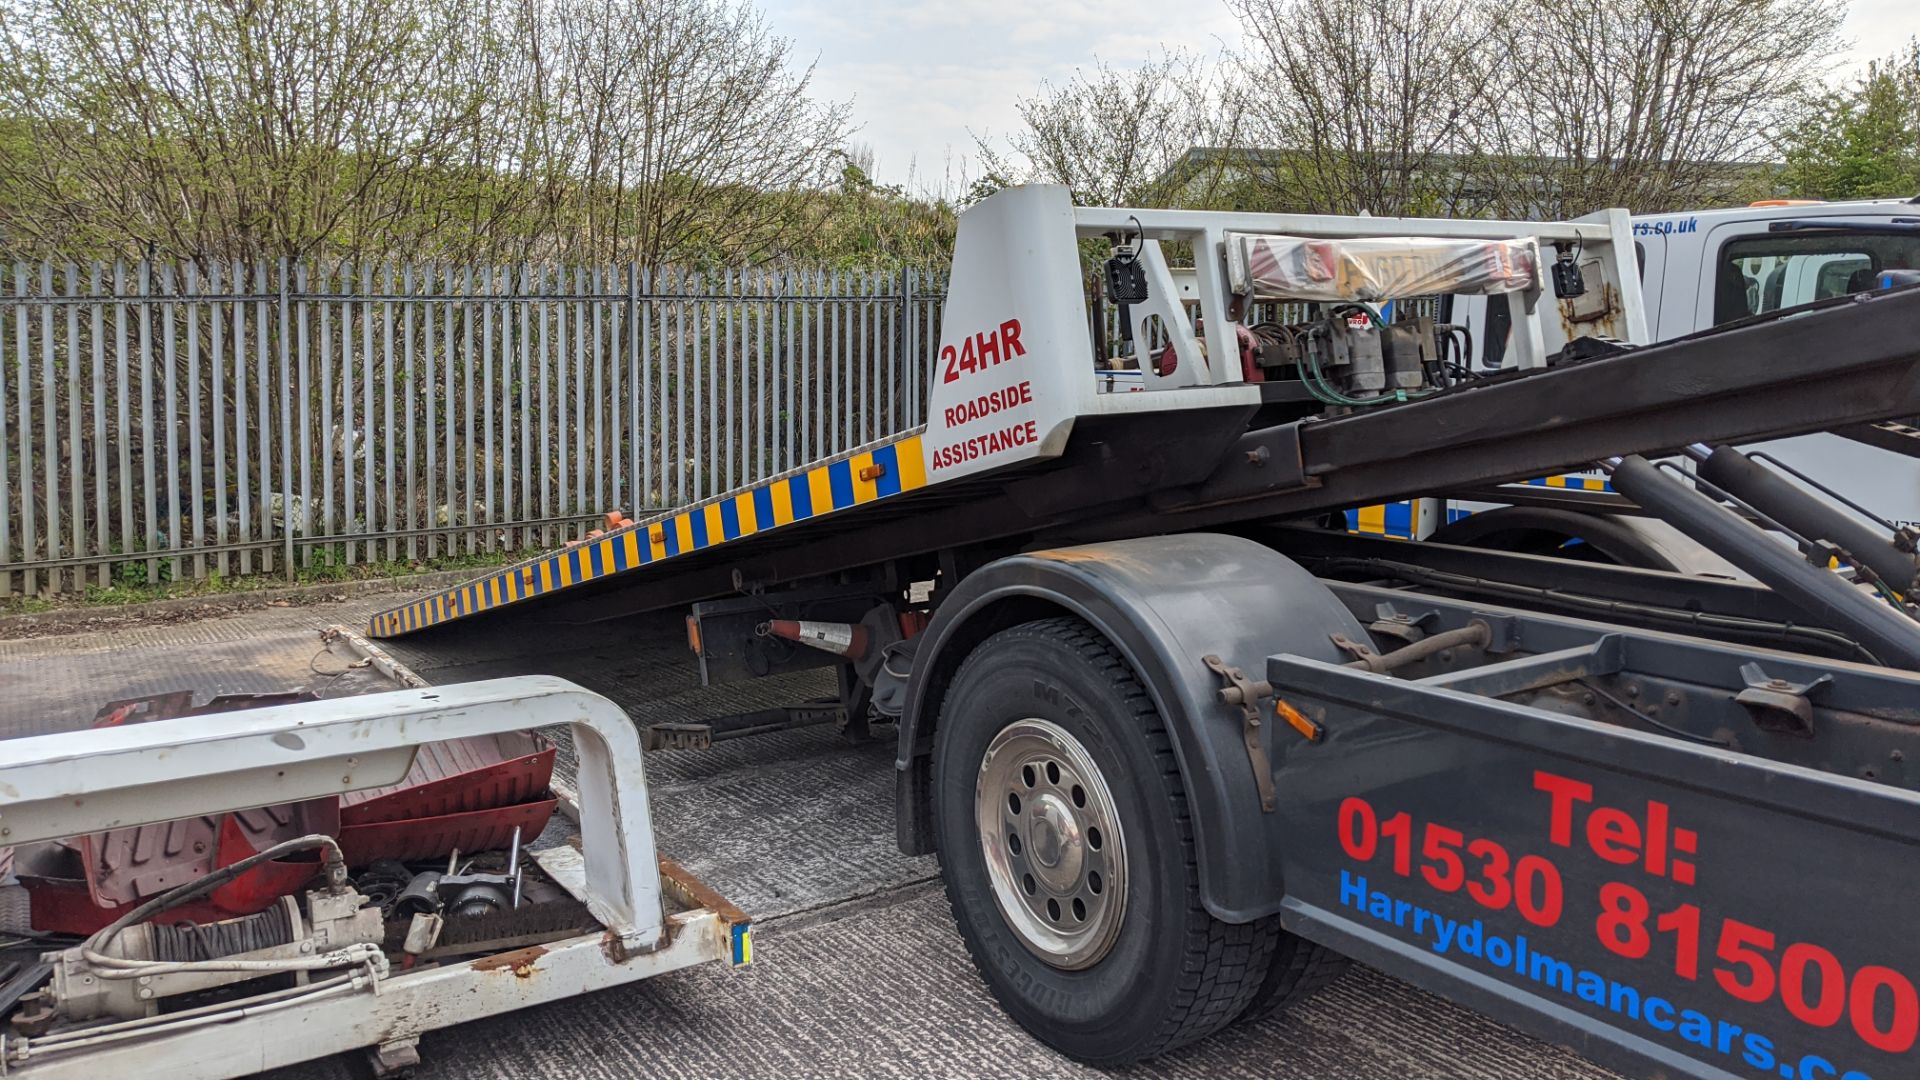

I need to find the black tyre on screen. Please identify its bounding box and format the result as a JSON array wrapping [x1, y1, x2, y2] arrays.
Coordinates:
[[1236, 928, 1350, 1024], [933, 616, 1281, 1064]]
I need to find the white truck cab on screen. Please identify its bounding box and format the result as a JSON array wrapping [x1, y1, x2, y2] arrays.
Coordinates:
[[1429, 196, 1920, 560], [1466, 196, 1920, 365], [1632, 197, 1920, 339]]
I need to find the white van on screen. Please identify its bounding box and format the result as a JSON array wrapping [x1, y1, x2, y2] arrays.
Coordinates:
[[1632, 197, 1920, 339], [1369, 196, 1920, 567]]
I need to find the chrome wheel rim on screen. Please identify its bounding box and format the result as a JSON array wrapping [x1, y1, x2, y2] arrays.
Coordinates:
[[975, 718, 1127, 969]]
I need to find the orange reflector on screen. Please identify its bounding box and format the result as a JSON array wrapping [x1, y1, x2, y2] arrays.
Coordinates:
[[686, 614, 703, 655], [859, 463, 886, 482], [1274, 698, 1323, 742]]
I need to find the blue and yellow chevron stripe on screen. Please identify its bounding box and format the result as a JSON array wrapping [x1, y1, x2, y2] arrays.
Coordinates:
[[1518, 473, 1612, 492], [1349, 473, 1614, 539], [367, 432, 930, 638], [1345, 501, 1420, 539]]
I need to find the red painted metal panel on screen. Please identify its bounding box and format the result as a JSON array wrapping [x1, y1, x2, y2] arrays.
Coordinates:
[[337, 799, 559, 865]]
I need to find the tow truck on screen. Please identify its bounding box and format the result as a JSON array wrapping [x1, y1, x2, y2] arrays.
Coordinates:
[[12, 184, 1920, 1079], [362, 185, 1920, 1079]]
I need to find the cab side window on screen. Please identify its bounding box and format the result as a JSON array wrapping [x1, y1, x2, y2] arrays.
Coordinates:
[[1713, 232, 1920, 325]]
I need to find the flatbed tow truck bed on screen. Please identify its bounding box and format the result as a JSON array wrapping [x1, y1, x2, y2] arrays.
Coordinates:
[[368, 274, 1920, 643]]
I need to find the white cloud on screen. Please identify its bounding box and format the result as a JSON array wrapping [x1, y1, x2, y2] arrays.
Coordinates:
[[1839, 0, 1920, 68], [761, 0, 1920, 190]]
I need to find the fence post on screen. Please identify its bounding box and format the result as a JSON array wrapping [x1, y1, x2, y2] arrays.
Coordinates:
[[280, 258, 295, 580], [627, 263, 639, 515], [904, 269, 917, 427], [0, 264, 11, 598]]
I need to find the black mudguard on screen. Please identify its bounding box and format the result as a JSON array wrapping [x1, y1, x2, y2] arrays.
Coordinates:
[[896, 533, 1366, 923]]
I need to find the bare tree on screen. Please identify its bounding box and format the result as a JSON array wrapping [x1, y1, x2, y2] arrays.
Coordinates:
[[1470, 0, 1843, 216], [0, 0, 852, 264], [0, 0, 502, 262], [1230, 0, 1492, 216], [978, 49, 1246, 208], [523, 0, 851, 265]]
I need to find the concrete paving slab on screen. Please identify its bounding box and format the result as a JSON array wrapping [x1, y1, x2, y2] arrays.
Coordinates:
[[267, 886, 1610, 1080], [0, 592, 1618, 1080]]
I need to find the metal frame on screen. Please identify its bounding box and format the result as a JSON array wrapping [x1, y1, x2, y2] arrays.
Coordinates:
[[531, 286, 1920, 634], [5, 906, 730, 1079], [0, 676, 660, 945], [1072, 203, 1644, 373], [366, 196, 1920, 643], [1, 676, 746, 1079], [1141, 285, 1920, 532]]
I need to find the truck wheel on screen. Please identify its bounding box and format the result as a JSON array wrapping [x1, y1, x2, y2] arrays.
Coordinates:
[[933, 616, 1280, 1064]]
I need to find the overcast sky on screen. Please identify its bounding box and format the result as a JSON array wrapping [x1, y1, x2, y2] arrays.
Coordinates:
[[761, 0, 1920, 190]]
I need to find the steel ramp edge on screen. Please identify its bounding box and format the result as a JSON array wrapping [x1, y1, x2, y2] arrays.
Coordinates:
[[7, 864, 746, 1080], [368, 427, 930, 638]]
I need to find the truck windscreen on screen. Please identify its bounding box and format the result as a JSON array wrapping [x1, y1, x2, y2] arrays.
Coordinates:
[[1715, 228, 1920, 324]]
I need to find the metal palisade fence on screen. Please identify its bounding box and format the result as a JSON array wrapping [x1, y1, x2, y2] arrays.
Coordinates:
[[0, 261, 946, 596]]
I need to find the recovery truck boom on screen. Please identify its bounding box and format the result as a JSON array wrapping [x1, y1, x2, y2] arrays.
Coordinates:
[[365, 186, 1920, 1079]]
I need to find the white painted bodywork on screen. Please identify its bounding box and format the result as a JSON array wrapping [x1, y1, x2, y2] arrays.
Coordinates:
[[917, 185, 1645, 484]]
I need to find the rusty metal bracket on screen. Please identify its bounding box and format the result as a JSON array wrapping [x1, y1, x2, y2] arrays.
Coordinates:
[[1203, 654, 1278, 813], [1334, 619, 1494, 675], [1367, 603, 1440, 644], [1734, 662, 1832, 738], [1330, 633, 1379, 667]]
